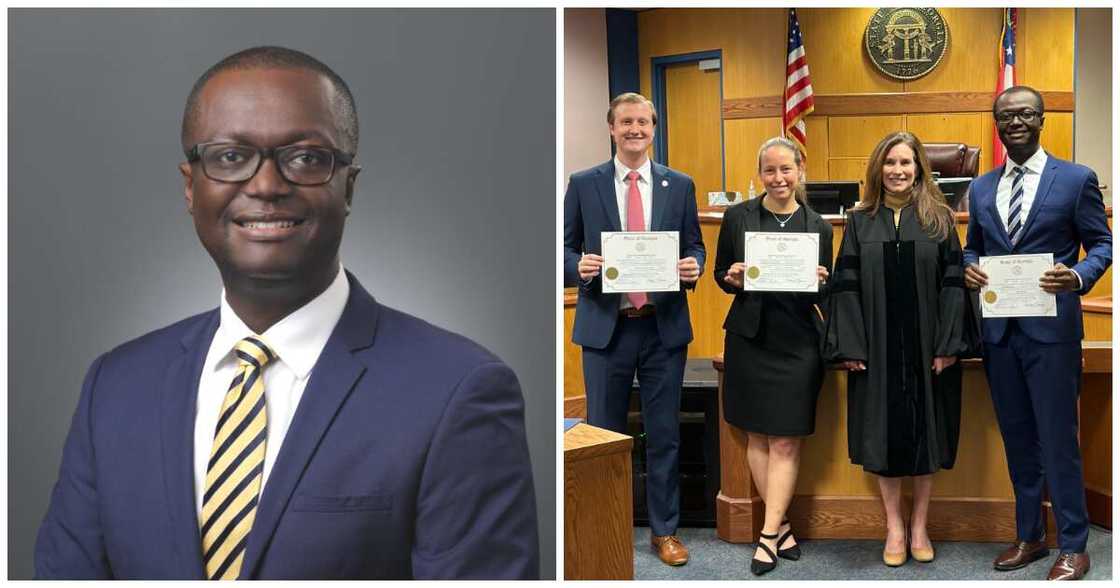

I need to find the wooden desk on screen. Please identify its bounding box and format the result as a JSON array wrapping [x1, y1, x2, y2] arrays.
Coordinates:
[[564, 423, 634, 580], [714, 343, 1112, 545]]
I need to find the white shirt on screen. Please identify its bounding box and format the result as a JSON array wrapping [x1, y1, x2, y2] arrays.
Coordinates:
[[193, 266, 350, 519], [996, 147, 1047, 233], [613, 156, 653, 310]]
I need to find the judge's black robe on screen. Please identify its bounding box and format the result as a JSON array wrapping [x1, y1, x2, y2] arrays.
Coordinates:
[[825, 205, 969, 476]]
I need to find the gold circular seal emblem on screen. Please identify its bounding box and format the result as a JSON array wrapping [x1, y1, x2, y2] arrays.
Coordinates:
[[864, 8, 950, 81], [746, 266, 761, 280], [605, 267, 619, 280], [983, 291, 998, 304]]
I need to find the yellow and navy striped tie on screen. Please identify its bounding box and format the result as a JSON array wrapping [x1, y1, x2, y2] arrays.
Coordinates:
[[200, 336, 274, 580]]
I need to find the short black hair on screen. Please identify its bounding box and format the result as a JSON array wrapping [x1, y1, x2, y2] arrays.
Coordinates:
[[993, 85, 1045, 116], [181, 46, 359, 154]]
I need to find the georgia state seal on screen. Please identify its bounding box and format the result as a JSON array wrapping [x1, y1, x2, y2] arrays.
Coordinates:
[[864, 8, 949, 81]]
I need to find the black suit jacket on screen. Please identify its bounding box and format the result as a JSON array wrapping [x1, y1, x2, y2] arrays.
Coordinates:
[[713, 197, 834, 339]]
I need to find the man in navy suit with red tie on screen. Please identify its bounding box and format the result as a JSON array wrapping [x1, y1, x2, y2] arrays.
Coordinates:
[[34, 46, 538, 580], [964, 86, 1111, 581], [563, 92, 705, 566]]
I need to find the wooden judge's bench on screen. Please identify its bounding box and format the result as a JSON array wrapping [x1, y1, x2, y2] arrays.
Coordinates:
[[563, 209, 1112, 552]]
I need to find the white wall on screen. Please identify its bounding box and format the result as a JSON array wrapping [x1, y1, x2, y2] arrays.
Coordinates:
[[564, 8, 611, 180], [1074, 7, 1112, 204]]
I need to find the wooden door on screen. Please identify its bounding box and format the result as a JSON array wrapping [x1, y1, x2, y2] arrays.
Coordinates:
[[663, 61, 723, 210]]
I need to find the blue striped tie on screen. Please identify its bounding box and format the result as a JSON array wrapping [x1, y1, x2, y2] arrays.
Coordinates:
[[201, 336, 274, 580], [1007, 166, 1026, 245]]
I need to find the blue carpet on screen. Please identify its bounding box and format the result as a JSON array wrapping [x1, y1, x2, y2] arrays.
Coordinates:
[[634, 525, 1111, 580]]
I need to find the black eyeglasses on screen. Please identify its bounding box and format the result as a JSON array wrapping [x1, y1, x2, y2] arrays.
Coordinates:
[[187, 142, 355, 186], [995, 109, 1041, 124]]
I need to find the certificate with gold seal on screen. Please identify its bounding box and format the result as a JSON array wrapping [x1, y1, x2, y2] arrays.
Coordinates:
[[600, 231, 680, 293], [743, 232, 820, 292], [979, 253, 1057, 318]]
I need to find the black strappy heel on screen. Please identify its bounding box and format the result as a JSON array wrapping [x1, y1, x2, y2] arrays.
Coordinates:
[[751, 531, 779, 576], [777, 518, 802, 560]]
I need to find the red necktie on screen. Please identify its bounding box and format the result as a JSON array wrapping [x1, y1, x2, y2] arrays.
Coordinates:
[[626, 171, 648, 309]]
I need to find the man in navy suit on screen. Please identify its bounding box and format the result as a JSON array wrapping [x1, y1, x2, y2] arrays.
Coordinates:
[[963, 86, 1111, 581], [563, 92, 704, 566], [34, 46, 538, 580]]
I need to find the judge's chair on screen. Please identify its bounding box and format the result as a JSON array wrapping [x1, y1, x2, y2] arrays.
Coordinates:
[[924, 142, 981, 211]]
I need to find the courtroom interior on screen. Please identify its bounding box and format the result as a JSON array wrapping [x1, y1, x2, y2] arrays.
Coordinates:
[[563, 7, 1112, 581]]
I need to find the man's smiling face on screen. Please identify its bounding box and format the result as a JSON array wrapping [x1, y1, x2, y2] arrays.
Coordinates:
[[179, 67, 358, 283], [994, 88, 1045, 156], [609, 101, 655, 161]]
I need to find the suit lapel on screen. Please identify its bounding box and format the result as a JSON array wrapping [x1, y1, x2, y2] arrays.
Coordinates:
[[1017, 155, 1059, 244], [983, 167, 1014, 250], [746, 198, 761, 232], [651, 163, 669, 231], [160, 310, 219, 580], [240, 273, 378, 578], [594, 162, 621, 232]]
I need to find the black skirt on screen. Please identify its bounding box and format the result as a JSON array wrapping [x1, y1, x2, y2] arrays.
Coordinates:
[[723, 297, 824, 436]]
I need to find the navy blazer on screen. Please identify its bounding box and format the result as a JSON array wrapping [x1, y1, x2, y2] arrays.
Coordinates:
[[563, 160, 706, 350], [963, 154, 1112, 343], [35, 273, 539, 579]]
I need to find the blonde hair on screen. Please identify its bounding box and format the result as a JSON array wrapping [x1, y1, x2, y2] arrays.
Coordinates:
[[756, 136, 808, 206], [855, 131, 954, 240], [607, 92, 658, 125]]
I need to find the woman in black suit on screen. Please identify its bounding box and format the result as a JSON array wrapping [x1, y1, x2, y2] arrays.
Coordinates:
[[714, 136, 833, 575]]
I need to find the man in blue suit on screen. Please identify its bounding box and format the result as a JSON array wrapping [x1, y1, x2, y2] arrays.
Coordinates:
[[35, 46, 538, 580], [563, 92, 704, 566], [963, 85, 1111, 581]]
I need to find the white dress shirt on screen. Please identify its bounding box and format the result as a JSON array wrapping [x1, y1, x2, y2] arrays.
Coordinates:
[[996, 147, 1047, 233], [193, 265, 350, 518], [614, 156, 653, 310]]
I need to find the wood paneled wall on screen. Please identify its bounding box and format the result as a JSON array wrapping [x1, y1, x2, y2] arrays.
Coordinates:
[[637, 8, 1077, 205]]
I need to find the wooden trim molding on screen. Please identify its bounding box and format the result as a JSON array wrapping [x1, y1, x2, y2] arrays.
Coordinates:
[[563, 423, 632, 464], [1085, 485, 1112, 530], [723, 91, 1076, 120], [717, 493, 1048, 544], [1082, 296, 1112, 315], [1082, 342, 1112, 374], [564, 395, 587, 419], [717, 345, 1112, 377]]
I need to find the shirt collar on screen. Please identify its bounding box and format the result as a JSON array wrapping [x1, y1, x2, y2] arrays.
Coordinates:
[[211, 265, 350, 379], [614, 156, 652, 185], [1005, 147, 1047, 178]]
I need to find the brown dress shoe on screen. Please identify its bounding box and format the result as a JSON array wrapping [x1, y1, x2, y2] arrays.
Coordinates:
[[1047, 552, 1090, 580], [650, 535, 689, 566], [994, 540, 1049, 571]]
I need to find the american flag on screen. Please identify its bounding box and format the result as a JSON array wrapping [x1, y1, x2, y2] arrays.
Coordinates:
[[994, 8, 1018, 167], [783, 8, 815, 157]]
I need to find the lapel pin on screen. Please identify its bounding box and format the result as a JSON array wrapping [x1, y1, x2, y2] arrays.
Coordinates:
[[661, 179, 669, 187]]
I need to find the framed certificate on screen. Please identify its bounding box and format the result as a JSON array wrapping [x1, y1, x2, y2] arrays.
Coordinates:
[[743, 232, 820, 292], [600, 231, 680, 293], [979, 253, 1057, 318]]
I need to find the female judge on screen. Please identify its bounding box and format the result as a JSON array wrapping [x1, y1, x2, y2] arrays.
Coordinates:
[[714, 137, 832, 576], [826, 131, 968, 567]]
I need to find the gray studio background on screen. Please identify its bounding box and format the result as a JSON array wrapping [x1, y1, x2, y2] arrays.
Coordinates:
[[9, 9, 555, 579]]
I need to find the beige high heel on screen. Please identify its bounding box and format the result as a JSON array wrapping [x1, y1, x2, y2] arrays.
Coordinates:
[[910, 528, 935, 563], [883, 529, 908, 567]]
